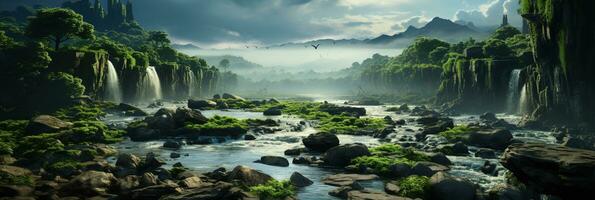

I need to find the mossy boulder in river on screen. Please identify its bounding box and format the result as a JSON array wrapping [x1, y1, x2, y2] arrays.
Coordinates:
[[25, 115, 73, 135], [302, 132, 340, 152]]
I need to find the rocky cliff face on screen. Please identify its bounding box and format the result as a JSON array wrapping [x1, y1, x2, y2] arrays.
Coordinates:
[[50, 50, 109, 96], [520, 0, 595, 129], [437, 56, 517, 113]]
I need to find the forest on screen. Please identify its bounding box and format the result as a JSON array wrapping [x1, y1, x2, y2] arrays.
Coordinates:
[[0, 0, 594, 200]]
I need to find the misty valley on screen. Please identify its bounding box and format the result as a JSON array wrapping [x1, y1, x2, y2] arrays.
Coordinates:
[[0, 0, 594, 200]]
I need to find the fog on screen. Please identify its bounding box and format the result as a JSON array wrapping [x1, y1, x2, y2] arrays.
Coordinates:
[[182, 47, 401, 73]]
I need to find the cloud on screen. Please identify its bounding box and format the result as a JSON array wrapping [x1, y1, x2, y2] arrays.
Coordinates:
[[454, 0, 521, 27], [391, 16, 431, 31]]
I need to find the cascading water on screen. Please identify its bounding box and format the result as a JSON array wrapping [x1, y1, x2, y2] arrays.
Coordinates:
[[188, 70, 196, 97], [519, 83, 528, 114], [104, 61, 122, 102], [506, 69, 522, 114], [140, 66, 163, 101]]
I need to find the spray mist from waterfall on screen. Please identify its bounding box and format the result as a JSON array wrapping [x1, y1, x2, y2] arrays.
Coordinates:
[[140, 66, 163, 102], [188, 70, 196, 97], [506, 69, 522, 114], [519, 84, 528, 114], [104, 61, 122, 103]]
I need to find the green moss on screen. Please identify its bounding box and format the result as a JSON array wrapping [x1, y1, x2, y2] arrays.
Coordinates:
[[317, 114, 385, 135], [214, 98, 255, 109], [438, 125, 477, 142], [60, 120, 124, 144], [0, 173, 35, 186], [352, 144, 430, 174], [249, 180, 295, 200], [0, 120, 28, 155], [16, 133, 64, 157], [46, 159, 84, 172], [397, 175, 430, 199]]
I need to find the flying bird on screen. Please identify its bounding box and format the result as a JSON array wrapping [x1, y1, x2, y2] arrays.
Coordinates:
[[311, 44, 320, 49]]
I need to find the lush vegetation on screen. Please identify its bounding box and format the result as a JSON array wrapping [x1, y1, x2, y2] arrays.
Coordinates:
[[397, 175, 431, 199], [249, 180, 296, 200], [439, 125, 477, 142], [351, 144, 430, 174]]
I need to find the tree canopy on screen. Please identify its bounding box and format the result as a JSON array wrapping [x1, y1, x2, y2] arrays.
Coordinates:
[[491, 25, 521, 40], [25, 8, 94, 49]]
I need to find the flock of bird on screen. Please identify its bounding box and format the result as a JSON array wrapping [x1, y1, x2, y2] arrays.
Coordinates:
[[244, 43, 323, 50]]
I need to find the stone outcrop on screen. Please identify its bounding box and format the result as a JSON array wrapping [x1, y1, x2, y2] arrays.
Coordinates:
[[501, 143, 595, 198], [302, 132, 340, 152], [323, 143, 370, 167]]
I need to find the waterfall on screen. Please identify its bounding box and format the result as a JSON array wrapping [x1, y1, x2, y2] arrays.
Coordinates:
[[141, 66, 162, 101], [104, 61, 122, 102], [506, 69, 522, 114], [519, 83, 528, 114], [188, 70, 196, 97]]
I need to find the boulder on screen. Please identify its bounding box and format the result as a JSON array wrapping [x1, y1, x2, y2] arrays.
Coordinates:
[[244, 134, 256, 140], [174, 108, 208, 126], [222, 93, 245, 100], [263, 107, 282, 116], [161, 182, 238, 200], [475, 148, 496, 159], [116, 153, 142, 169], [388, 163, 412, 178], [479, 112, 498, 122], [118, 103, 148, 116], [130, 182, 181, 200], [118, 175, 140, 193], [140, 172, 159, 187], [170, 152, 181, 158], [127, 126, 161, 142], [430, 153, 452, 166], [501, 143, 595, 198], [428, 172, 477, 200], [143, 152, 166, 171], [26, 115, 72, 134], [187, 99, 217, 110], [256, 156, 290, 167], [318, 104, 366, 117], [323, 143, 370, 167], [60, 171, 118, 197], [289, 172, 313, 187], [145, 108, 176, 130], [468, 129, 512, 150], [329, 182, 363, 199], [179, 176, 202, 188], [411, 162, 449, 177], [163, 140, 182, 149], [347, 190, 411, 200], [384, 181, 400, 195], [487, 184, 527, 200], [227, 165, 273, 186], [0, 165, 32, 177], [302, 132, 340, 152], [284, 148, 304, 156], [322, 174, 379, 187]]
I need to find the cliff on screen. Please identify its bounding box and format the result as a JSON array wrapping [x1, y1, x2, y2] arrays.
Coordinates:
[[49, 50, 109, 97]]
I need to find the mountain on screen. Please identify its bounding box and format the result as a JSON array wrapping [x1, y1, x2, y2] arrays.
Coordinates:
[[273, 17, 489, 49], [172, 43, 201, 51], [200, 55, 262, 71]]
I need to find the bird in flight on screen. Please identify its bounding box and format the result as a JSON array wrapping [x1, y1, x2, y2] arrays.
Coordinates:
[[311, 44, 320, 49]]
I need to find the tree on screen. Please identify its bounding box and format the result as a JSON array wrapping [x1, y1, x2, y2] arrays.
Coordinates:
[[25, 8, 95, 49], [483, 39, 514, 58], [149, 31, 170, 47], [491, 25, 521, 40], [429, 46, 449, 65], [219, 59, 230, 72], [397, 37, 450, 65]]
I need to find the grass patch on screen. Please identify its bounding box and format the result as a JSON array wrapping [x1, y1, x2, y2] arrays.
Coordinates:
[[214, 98, 256, 109], [249, 179, 295, 200], [185, 115, 248, 130], [438, 125, 477, 142], [351, 144, 430, 174], [397, 175, 430, 199]]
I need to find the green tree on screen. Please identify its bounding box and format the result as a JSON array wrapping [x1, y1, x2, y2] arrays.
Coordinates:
[[219, 59, 230, 72], [397, 37, 450, 65], [149, 31, 170, 47], [0, 31, 14, 48], [25, 8, 95, 49], [428, 46, 449, 64], [483, 39, 514, 58], [491, 25, 521, 40]]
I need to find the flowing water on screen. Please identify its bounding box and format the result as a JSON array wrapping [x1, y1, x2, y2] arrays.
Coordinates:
[[519, 84, 528, 114], [188, 70, 196, 98], [102, 97, 555, 199], [506, 69, 522, 114], [104, 61, 122, 103], [140, 66, 163, 102]]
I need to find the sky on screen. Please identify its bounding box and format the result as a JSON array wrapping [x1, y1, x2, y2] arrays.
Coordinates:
[[0, 0, 522, 49]]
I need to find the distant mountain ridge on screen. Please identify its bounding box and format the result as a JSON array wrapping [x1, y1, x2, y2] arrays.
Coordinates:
[[273, 17, 489, 48], [200, 55, 262, 71], [172, 43, 201, 50]]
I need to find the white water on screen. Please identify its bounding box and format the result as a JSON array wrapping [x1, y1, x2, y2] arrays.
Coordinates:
[[104, 61, 122, 103], [140, 66, 163, 102], [506, 69, 522, 114], [519, 83, 528, 114], [188, 70, 196, 98]]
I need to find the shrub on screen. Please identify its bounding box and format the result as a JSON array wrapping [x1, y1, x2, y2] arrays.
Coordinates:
[[397, 175, 430, 198], [249, 180, 295, 200]]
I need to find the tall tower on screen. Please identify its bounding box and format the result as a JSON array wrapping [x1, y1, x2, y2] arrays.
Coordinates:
[[501, 14, 509, 27]]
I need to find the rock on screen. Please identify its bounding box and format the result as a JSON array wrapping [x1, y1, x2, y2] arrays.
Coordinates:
[[145, 108, 176, 130], [480, 112, 498, 122], [347, 190, 411, 200], [284, 148, 304, 156], [170, 152, 181, 158], [328, 182, 364, 199], [179, 176, 202, 188], [216, 101, 229, 109], [256, 156, 289, 167], [163, 140, 182, 149], [0, 155, 16, 165], [389, 163, 412, 178], [318, 104, 366, 117], [439, 142, 469, 155], [481, 161, 497, 175], [430, 153, 452, 166], [428, 172, 477, 200], [143, 152, 166, 171], [421, 117, 454, 135], [140, 172, 159, 187], [411, 162, 449, 177], [323, 143, 370, 167], [213, 94, 221, 99], [0, 165, 32, 177], [118, 103, 148, 116], [487, 184, 527, 200], [468, 129, 513, 150], [0, 185, 34, 197], [263, 107, 282, 116], [227, 165, 273, 186], [130, 182, 181, 200], [501, 143, 595, 198], [222, 93, 245, 100], [289, 172, 313, 187], [322, 174, 379, 187], [26, 115, 72, 134], [244, 134, 256, 140], [398, 104, 410, 112], [475, 148, 496, 159], [116, 153, 141, 169], [187, 137, 213, 145], [60, 171, 118, 196], [395, 119, 406, 125], [302, 132, 340, 152], [161, 182, 237, 200], [118, 175, 140, 192], [173, 108, 208, 126], [384, 181, 400, 195], [187, 99, 217, 110], [127, 126, 161, 142]]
